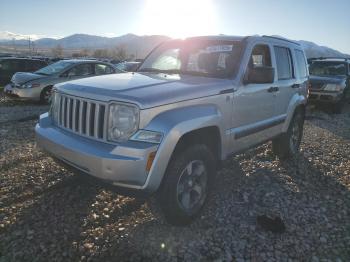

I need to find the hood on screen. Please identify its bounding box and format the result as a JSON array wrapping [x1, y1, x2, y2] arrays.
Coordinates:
[[11, 72, 46, 85], [309, 75, 346, 85], [56, 72, 232, 109]]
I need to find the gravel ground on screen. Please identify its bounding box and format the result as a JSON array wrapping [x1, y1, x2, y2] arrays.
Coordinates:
[[0, 94, 349, 261]]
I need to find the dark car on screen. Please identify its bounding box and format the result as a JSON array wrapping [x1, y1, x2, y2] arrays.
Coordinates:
[[308, 58, 350, 113], [0, 57, 48, 85]]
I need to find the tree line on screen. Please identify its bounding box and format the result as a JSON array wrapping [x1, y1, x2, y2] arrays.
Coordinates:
[[51, 44, 130, 60]]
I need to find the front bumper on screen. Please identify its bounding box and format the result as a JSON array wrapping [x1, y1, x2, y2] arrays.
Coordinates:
[[36, 113, 159, 192], [4, 83, 41, 101], [308, 90, 343, 104]]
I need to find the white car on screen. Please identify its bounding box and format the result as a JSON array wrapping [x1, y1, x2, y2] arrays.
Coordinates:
[[4, 59, 122, 103]]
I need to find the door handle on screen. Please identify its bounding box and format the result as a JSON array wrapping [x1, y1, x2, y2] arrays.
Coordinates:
[[267, 86, 279, 92], [291, 84, 300, 88]]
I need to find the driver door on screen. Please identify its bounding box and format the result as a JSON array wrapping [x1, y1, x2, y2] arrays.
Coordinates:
[[230, 43, 279, 153]]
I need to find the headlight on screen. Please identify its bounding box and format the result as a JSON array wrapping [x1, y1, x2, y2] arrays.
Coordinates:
[[108, 103, 139, 142], [130, 130, 163, 144], [323, 84, 342, 92], [19, 83, 40, 89]]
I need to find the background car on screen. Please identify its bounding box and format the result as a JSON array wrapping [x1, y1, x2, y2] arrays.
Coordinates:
[[4, 59, 122, 103], [0, 57, 48, 85], [308, 57, 350, 113]]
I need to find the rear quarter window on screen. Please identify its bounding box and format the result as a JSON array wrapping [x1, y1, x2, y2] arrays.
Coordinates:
[[295, 50, 308, 78], [274, 46, 293, 80]]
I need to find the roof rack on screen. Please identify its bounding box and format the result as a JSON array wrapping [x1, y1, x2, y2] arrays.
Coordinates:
[[262, 35, 301, 46], [308, 57, 350, 61]]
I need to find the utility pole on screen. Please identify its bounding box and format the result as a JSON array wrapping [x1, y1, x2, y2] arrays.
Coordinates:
[[12, 38, 17, 55], [28, 36, 31, 56], [32, 42, 36, 55]]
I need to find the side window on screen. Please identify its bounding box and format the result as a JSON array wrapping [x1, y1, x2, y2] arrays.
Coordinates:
[[68, 64, 93, 77], [95, 64, 114, 75], [274, 46, 293, 80], [295, 50, 308, 78], [250, 44, 271, 68]]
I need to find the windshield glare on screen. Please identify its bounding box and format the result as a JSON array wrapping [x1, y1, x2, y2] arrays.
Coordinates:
[[138, 40, 242, 78], [309, 61, 347, 76], [35, 60, 73, 75]]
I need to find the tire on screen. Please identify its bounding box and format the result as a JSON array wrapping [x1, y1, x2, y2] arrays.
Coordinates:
[[40, 86, 53, 104], [272, 109, 304, 159], [158, 144, 216, 225]]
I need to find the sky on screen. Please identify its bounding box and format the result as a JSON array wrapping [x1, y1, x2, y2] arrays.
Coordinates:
[[0, 0, 349, 53]]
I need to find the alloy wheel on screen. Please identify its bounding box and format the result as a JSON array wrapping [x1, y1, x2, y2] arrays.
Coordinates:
[[176, 160, 208, 215]]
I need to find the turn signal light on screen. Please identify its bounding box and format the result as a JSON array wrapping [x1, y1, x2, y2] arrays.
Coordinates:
[[146, 151, 157, 172]]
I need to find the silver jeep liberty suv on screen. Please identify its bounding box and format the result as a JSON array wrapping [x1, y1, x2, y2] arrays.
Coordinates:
[[36, 35, 308, 225]]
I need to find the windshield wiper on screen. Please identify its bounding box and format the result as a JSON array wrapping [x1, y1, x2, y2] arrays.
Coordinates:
[[35, 72, 49, 76], [138, 68, 181, 74], [138, 68, 162, 73]]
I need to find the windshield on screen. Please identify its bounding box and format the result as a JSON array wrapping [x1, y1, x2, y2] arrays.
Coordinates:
[[309, 61, 347, 77], [35, 60, 73, 75], [138, 39, 243, 78]]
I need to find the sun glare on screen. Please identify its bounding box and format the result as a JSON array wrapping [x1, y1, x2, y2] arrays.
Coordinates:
[[141, 0, 217, 38]]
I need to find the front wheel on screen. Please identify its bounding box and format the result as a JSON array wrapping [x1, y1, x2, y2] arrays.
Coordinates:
[[158, 144, 216, 225], [272, 109, 304, 159]]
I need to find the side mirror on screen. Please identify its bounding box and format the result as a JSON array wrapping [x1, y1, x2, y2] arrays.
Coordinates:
[[245, 66, 275, 84]]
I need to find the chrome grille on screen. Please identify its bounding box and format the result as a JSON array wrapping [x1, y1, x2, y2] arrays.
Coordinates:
[[56, 93, 107, 140]]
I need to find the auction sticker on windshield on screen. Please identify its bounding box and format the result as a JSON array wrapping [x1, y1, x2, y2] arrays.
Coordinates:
[[206, 45, 233, 52]]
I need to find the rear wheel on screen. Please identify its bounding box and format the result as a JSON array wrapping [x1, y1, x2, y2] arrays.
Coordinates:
[[272, 109, 304, 159], [40, 86, 53, 104], [158, 144, 216, 225]]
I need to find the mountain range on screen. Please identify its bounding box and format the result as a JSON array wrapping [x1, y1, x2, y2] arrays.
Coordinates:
[[0, 31, 349, 59]]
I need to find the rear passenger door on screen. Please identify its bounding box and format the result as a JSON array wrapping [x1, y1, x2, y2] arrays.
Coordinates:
[[272, 46, 297, 117]]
